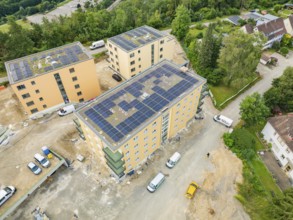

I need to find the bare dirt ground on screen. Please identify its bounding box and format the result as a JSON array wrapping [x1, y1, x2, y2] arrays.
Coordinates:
[[172, 40, 188, 65], [186, 145, 249, 220], [96, 60, 121, 93]]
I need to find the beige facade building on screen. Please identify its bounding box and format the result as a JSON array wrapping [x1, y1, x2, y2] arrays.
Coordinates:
[[5, 42, 101, 116], [75, 60, 206, 178], [106, 25, 174, 79]]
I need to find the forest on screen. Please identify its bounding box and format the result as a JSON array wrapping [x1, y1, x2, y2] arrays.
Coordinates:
[[0, 0, 291, 73]]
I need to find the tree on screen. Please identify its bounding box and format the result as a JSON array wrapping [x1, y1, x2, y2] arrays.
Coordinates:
[[217, 31, 263, 87], [264, 67, 293, 112], [147, 10, 163, 28], [281, 33, 292, 47], [271, 188, 293, 220], [171, 5, 190, 40], [4, 17, 34, 60], [240, 92, 270, 126]]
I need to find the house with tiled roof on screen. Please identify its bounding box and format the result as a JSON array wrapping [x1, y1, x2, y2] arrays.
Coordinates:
[[262, 114, 293, 180]]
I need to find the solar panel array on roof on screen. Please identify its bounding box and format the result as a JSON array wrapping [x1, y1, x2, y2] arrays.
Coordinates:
[[108, 26, 165, 52], [6, 43, 89, 83], [228, 16, 241, 25], [80, 61, 201, 145]]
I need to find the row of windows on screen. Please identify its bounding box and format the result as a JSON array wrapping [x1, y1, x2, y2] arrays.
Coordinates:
[[16, 68, 76, 91], [124, 142, 157, 158]]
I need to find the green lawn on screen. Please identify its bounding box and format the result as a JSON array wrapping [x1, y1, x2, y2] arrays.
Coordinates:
[[251, 158, 282, 196], [0, 20, 32, 33], [0, 71, 7, 78], [209, 83, 238, 105]]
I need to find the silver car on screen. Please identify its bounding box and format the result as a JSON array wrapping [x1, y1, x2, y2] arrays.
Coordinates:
[[28, 162, 42, 175]]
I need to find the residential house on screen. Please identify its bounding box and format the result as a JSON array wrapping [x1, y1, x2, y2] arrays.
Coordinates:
[[262, 114, 293, 181]]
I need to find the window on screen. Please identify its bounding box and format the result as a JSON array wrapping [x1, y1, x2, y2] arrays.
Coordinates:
[[35, 89, 40, 94], [69, 68, 75, 73], [30, 108, 38, 114], [31, 81, 36, 85], [43, 104, 47, 108], [139, 65, 141, 68], [134, 144, 138, 149], [160, 48, 163, 52], [144, 137, 148, 141], [152, 122, 157, 126], [39, 97, 43, 101], [17, 84, 26, 90], [74, 84, 80, 89], [135, 157, 140, 162], [115, 55, 118, 59], [114, 47, 117, 51], [144, 149, 148, 154], [117, 68, 120, 72], [152, 129, 156, 134], [109, 44, 112, 48], [116, 62, 119, 65], [131, 68, 136, 72], [112, 64, 115, 68], [138, 58, 141, 61], [152, 137, 156, 142], [152, 143, 156, 148], [133, 136, 138, 141], [127, 158, 130, 162], [125, 151, 130, 157], [144, 129, 148, 134], [160, 40, 164, 44], [77, 91, 82, 96], [160, 54, 163, 59], [26, 101, 34, 107], [22, 93, 30, 99], [130, 61, 135, 65], [176, 111, 179, 115], [79, 98, 84, 102], [110, 51, 113, 55], [111, 58, 114, 62], [124, 144, 129, 149], [144, 143, 148, 148], [130, 53, 135, 58], [177, 103, 180, 107], [281, 154, 285, 159], [135, 151, 139, 155], [72, 76, 77, 81]]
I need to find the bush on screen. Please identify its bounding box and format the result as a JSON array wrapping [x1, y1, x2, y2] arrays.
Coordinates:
[[0, 81, 9, 87], [196, 32, 203, 39], [280, 47, 289, 56], [272, 41, 280, 50], [195, 23, 204, 30], [273, 4, 282, 13]]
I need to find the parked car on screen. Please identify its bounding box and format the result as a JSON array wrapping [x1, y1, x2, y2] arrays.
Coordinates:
[[0, 186, 16, 207], [185, 181, 199, 199], [166, 152, 181, 168], [213, 115, 233, 128], [58, 105, 75, 116], [112, 74, 122, 82], [147, 172, 165, 193], [27, 162, 42, 175], [89, 40, 105, 50], [34, 153, 50, 168]]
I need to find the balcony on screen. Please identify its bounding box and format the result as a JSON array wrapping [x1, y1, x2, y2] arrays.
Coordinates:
[[103, 147, 125, 177]]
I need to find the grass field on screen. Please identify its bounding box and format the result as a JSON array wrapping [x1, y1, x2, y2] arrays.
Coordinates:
[[0, 20, 32, 33], [209, 84, 238, 104]]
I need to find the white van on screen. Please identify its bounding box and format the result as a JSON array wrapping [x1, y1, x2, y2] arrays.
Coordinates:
[[89, 40, 105, 50], [147, 172, 165, 193], [34, 153, 50, 168], [213, 115, 233, 128], [0, 186, 16, 207], [166, 152, 181, 168], [58, 105, 75, 116]]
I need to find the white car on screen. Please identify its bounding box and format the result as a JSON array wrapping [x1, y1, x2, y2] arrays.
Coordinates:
[[0, 186, 16, 207], [34, 153, 50, 168], [28, 162, 42, 175]]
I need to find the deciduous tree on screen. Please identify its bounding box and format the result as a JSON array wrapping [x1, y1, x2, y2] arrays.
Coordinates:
[[240, 92, 270, 126], [171, 5, 190, 40]]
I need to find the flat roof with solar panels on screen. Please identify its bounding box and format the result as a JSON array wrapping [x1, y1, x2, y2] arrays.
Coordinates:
[[5, 42, 92, 84], [76, 60, 206, 150], [107, 25, 166, 52]]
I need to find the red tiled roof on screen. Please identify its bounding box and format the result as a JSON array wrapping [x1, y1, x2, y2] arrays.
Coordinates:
[[257, 18, 287, 40], [268, 114, 293, 151]]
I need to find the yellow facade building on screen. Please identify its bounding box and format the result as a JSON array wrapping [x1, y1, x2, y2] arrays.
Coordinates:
[[75, 60, 206, 178], [5, 42, 101, 116], [106, 25, 175, 79]]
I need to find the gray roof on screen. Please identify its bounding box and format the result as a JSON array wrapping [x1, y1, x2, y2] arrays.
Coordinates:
[[107, 26, 166, 52], [5, 42, 92, 84], [227, 16, 241, 25], [76, 60, 206, 150]]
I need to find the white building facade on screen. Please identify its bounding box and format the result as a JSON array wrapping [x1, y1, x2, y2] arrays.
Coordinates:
[[262, 115, 293, 180]]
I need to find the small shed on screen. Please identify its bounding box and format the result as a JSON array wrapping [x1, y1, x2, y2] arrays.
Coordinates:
[[260, 54, 271, 65]]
